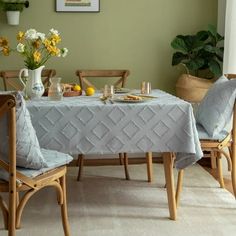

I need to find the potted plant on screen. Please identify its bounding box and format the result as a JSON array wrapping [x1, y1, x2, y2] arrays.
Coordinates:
[[0, 0, 29, 25], [171, 25, 224, 102]]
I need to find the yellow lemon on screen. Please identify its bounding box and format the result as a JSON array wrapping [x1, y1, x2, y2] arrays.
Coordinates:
[[72, 84, 81, 91], [86, 87, 95, 96]]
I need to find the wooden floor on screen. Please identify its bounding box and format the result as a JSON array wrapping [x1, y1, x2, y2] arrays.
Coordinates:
[[71, 156, 235, 196]]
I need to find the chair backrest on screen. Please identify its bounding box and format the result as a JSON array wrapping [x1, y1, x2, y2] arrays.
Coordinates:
[[75, 69, 130, 90], [0, 94, 16, 191], [0, 69, 56, 91]]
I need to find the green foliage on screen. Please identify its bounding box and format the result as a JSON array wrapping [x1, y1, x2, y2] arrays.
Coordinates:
[[171, 25, 224, 79], [0, 0, 29, 12]]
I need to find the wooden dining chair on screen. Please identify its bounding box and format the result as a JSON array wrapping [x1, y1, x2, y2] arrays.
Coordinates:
[[75, 69, 131, 181], [176, 79, 236, 205], [0, 94, 71, 236], [76, 69, 130, 91], [0, 69, 56, 91]]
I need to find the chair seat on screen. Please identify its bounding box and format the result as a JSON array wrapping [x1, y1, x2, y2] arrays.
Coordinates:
[[197, 124, 229, 141], [0, 149, 73, 181]]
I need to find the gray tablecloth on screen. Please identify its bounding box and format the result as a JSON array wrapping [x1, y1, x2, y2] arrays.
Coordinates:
[[27, 90, 203, 169]]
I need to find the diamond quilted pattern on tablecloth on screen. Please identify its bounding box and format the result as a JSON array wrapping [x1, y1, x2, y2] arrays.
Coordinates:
[[122, 121, 140, 138], [47, 137, 64, 150], [35, 122, 49, 140], [136, 136, 154, 152], [166, 134, 185, 151], [138, 107, 156, 123], [26, 90, 203, 168], [168, 105, 186, 122], [153, 120, 169, 137], [61, 122, 79, 140], [77, 137, 94, 153], [76, 107, 94, 125], [106, 137, 125, 153], [45, 108, 64, 125], [92, 122, 110, 139], [108, 107, 126, 124]]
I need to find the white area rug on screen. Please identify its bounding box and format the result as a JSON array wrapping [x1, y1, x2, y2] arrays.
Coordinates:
[[0, 164, 236, 236]]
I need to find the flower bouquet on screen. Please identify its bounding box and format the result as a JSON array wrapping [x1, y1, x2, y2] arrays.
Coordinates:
[[0, 28, 68, 99]]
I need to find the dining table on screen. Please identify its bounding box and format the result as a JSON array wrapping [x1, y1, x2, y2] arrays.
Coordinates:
[[26, 89, 203, 220]]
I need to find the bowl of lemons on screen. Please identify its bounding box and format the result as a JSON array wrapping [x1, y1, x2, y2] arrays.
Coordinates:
[[63, 84, 82, 97]]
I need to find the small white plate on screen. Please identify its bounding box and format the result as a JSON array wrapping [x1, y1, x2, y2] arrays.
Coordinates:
[[113, 96, 149, 103]]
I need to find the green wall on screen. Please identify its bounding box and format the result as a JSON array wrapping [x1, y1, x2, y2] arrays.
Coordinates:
[[0, 0, 217, 93]]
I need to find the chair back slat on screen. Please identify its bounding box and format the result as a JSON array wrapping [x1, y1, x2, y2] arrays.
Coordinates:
[[0, 69, 56, 91], [76, 69, 130, 90]]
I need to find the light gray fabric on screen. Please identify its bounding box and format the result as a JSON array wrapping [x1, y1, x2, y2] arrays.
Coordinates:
[[0, 149, 73, 181], [27, 89, 203, 169], [196, 124, 229, 141], [196, 75, 236, 137], [0, 92, 47, 169]]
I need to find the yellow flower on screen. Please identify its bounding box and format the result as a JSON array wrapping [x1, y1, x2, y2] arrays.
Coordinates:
[[43, 39, 51, 47], [0, 37, 9, 47], [17, 31, 25, 42], [51, 34, 61, 44], [33, 51, 41, 63], [46, 45, 60, 56], [2, 47, 10, 56]]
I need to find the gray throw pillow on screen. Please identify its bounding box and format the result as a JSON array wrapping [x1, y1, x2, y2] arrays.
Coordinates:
[[196, 75, 236, 137], [0, 92, 48, 169]]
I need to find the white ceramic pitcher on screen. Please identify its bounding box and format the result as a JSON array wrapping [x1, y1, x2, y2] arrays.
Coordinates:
[[19, 65, 45, 99]]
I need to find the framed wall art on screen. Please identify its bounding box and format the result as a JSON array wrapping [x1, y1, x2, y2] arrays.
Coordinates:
[[56, 0, 100, 12]]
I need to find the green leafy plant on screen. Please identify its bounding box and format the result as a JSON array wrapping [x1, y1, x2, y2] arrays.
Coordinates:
[[0, 0, 29, 12], [171, 25, 224, 79]]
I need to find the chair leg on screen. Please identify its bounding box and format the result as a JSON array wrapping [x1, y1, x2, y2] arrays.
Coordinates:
[[231, 144, 236, 198], [216, 152, 225, 188], [8, 188, 16, 236], [60, 175, 71, 236], [210, 150, 217, 169], [176, 170, 184, 208], [119, 153, 124, 165], [77, 154, 84, 181], [123, 153, 130, 180], [146, 152, 153, 182], [0, 195, 9, 230]]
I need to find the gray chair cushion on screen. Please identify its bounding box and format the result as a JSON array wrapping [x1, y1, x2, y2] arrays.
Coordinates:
[[196, 75, 236, 137], [0, 149, 73, 181], [0, 92, 47, 169], [196, 124, 229, 141]]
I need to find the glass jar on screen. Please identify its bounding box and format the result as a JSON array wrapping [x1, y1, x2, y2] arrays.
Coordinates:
[[48, 77, 63, 101]]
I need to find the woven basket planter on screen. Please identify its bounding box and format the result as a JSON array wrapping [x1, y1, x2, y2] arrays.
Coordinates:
[[176, 74, 213, 103]]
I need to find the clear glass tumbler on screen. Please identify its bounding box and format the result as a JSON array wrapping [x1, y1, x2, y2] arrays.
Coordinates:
[[141, 81, 151, 94]]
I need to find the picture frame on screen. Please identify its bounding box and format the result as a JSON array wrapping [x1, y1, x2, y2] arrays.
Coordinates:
[[56, 0, 100, 12]]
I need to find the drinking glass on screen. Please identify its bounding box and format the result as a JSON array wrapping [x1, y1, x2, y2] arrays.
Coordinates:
[[141, 81, 151, 94], [103, 85, 114, 98]]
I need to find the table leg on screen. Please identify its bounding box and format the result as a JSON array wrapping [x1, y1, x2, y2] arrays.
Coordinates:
[[163, 152, 177, 220], [146, 152, 153, 182]]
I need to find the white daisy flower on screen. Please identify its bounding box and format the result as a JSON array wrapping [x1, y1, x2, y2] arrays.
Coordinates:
[[16, 43, 25, 53], [61, 48, 68, 57], [50, 28, 60, 36], [25, 29, 38, 40]]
